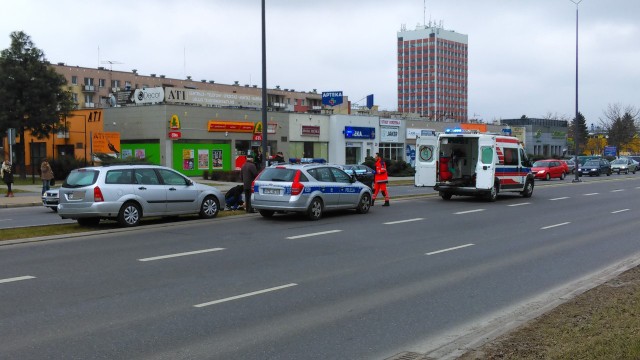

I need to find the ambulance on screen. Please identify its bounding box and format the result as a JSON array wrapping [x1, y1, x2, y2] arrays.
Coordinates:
[[414, 129, 535, 201]]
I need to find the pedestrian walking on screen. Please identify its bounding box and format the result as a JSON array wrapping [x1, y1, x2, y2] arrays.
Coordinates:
[[372, 152, 389, 206], [40, 160, 54, 195], [240, 155, 258, 213], [1, 159, 14, 197]]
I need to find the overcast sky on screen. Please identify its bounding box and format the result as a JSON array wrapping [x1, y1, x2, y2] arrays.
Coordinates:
[[2, 0, 638, 126]]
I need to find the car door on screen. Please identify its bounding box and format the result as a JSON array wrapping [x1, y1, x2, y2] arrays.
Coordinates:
[[476, 136, 495, 190], [415, 135, 438, 186], [330, 167, 358, 207], [309, 167, 340, 208], [157, 168, 199, 214], [133, 168, 166, 215]]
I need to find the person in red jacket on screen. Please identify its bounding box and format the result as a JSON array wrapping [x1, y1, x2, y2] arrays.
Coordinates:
[[372, 152, 390, 206]]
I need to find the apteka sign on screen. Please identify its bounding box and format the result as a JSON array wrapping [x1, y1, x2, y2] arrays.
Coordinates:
[[322, 91, 343, 106]]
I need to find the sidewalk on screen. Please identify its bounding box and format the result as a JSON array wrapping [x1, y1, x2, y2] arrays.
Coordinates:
[[0, 177, 414, 209]]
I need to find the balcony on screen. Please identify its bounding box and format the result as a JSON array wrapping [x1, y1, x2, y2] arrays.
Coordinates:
[[83, 85, 95, 92], [84, 102, 95, 108]]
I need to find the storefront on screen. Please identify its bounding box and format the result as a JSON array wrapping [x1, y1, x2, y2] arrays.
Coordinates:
[[328, 115, 378, 165], [287, 114, 329, 162]]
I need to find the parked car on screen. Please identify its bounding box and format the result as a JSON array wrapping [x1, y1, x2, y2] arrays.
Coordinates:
[[610, 158, 637, 174], [57, 164, 223, 227], [251, 163, 372, 220], [578, 159, 612, 177], [560, 159, 576, 174], [531, 160, 566, 180], [42, 188, 59, 212], [336, 164, 374, 189]]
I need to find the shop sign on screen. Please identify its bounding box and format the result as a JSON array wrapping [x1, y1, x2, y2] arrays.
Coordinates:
[[380, 126, 399, 142], [322, 91, 343, 106], [380, 119, 401, 126], [207, 121, 255, 133], [301, 125, 320, 136], [267, 122, 277, 134], [168, 131, 182, 140], [170, 114, 180, 129], [253, 133, 262, 141], [344, 126, 375, 139], [92, 132, 121, 154], [166, 87, 262, 108]]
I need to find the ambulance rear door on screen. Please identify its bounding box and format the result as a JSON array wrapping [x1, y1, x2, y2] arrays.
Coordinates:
[[414, 135, 438, 187], [475, 135, 496, 190]]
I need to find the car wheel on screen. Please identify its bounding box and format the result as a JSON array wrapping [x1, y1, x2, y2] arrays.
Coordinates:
[[560, 172, 565, 180], [521, 180, 534, 198], [259, 210, 275, 217], [199, 196, 219, 219], [440, 191, 452, 200], [356, 193, 371, 214], [487, 183, 498, 202], [545, 173, 551, 181], [306, 197, 323, 220], [118, 202, 141, 227], [77, 217, 100, 227]]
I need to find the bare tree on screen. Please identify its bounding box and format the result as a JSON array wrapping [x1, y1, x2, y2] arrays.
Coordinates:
[[600, 104, 639, 156]]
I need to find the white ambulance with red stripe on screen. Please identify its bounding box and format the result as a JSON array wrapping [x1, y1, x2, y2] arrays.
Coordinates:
[[414, 129, 535, 201]]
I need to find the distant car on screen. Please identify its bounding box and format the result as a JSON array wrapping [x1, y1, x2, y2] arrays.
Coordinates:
[[578, 159, 612, 177], [531, 160, 566, 180], [561, 159, 576, 174], [251, 163, 372, 220], [57, 164, 223, 227], [610, 158, 637, 174], [337, 164, 374, 189], [42, 189, 59, 212]]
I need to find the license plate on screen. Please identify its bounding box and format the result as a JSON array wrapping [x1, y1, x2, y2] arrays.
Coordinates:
[[263, 188, 281, 195]]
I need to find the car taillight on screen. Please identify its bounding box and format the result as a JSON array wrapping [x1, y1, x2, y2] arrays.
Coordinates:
[[94, 186, 104, 202], [291, 170, 304, 196]]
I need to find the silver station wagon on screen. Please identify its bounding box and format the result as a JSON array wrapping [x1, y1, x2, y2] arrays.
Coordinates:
[[251, 163, 373, 220], [58, 164, 223, 227]]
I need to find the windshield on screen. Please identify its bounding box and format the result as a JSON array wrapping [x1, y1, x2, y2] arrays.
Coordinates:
[[532, 161, 550, 167], [611, 159, 626, 164], [584, 161, 600, 166], [63, 169, 99, 188]]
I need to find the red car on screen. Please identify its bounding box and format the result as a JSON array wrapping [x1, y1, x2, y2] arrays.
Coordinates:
[[531, 159, 566, 180]]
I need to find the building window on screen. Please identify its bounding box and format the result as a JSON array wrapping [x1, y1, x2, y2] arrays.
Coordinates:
[[111, 79, 120, 89], [379, 143, 404, 161], [71, 93, 78, 103], [84, 77, 94, 86], [71, 76, 77, 85], [84, 94, 94, 103], [99, 79, 106, 87]]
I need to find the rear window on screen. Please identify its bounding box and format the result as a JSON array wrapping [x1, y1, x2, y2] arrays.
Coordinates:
[[258, 168, 308, 182], [63, 169, 99, 188]]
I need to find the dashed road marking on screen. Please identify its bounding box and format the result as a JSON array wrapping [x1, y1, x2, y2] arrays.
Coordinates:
[[611, 209, 630, 214], [194, 283, 298, 308], [550, 197, 569, 201], [384, 218, 423, 225], [507, 203, 530, 207], [0, 276, 36, 284], [426, 243, 475, 256], [286, 230, 342, 239], [454, 209, 485, 215], [138, 248, 225, 262], [541, 222, 570, 230]]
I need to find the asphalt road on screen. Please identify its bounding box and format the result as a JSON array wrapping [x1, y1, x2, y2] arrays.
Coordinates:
[[1, 175, 639, 359]]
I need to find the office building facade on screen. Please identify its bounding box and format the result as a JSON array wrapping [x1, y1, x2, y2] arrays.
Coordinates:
[[397, 24, 468, 122]]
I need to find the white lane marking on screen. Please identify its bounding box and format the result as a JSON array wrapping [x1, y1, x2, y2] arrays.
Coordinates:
[[138, 248, 225, 262], [550, 197, 569, 201], [508, 202, 530, 207], [286, 230, 342, 239], [611, 209, 630, 214], [0, 276, 36, 284], [541, 222, 571, 230], [426, 243, 475, 256], [194, 283, 298, 308], [0, 219, 12, 222], [454, 209, 485, 215], [611, 189, 624, 192], [384, 218, 423, 225], [584, 193, 599, 196]]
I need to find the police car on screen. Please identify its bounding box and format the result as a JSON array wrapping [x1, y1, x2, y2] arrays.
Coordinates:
[[251, 163, 373, 220]]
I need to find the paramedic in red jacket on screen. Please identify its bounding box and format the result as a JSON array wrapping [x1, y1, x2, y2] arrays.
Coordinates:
[[372, 152, 390, 206]]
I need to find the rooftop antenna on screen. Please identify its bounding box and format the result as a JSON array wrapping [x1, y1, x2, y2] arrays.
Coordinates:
[[100, 60, 123, 71]]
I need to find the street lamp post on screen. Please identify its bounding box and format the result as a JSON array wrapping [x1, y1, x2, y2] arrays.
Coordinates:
[[571, 0, 582, 183], [260, 0, 268, 170]]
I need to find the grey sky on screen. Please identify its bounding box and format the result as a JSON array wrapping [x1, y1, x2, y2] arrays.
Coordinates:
[[2, 0, 638, 126]]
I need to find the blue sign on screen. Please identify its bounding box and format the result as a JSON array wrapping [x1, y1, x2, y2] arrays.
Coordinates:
[[604, 146, 617, 157], [344, 126, 375, 139], [322, 91, 343, 106]]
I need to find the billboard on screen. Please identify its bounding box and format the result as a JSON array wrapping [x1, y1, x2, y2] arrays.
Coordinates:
[[92, 132, 121, 155], [322, 91, 343, 106], [165, 87, 262, 108]]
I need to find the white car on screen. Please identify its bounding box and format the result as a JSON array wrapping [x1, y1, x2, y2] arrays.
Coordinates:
[[42, 188, 59, 212]]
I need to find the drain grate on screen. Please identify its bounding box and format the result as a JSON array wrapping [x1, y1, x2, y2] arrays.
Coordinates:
[[384, 351, 431, 360]]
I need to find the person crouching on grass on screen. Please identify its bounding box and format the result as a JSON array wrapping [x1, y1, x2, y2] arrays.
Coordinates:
[[371, 152, 389, 206]]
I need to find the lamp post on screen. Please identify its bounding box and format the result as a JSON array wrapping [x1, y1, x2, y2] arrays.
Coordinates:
[[260, 0, 268, 170], [571, 0, 582, 183]]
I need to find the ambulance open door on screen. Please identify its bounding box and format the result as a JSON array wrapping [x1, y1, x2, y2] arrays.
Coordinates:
[[414, 135, 438, 187], [475, 136, 495, 190]]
